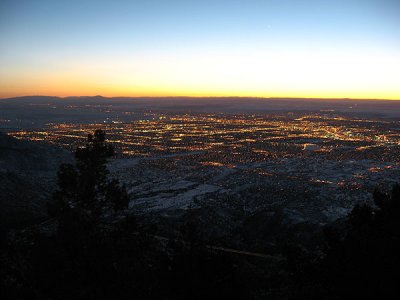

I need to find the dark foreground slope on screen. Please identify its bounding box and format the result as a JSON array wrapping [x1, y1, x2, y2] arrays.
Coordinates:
[[0, 133, 72, 228], [1, 132, 399, 299]]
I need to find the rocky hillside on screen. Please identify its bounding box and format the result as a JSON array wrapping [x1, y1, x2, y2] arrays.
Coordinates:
[[0, 133, 72, 228]]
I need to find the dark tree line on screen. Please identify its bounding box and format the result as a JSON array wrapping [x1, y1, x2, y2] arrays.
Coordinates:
[[317, 184, 400, 299]]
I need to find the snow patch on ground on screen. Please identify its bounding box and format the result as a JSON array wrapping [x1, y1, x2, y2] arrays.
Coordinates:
[[129, 183, 221, 211]]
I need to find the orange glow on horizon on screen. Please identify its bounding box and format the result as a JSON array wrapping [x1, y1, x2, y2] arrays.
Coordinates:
[[1, 87, 399, 101], [1, 48, 399, 100], [1, 1, 400, 101], [1, 91, 400, 100]]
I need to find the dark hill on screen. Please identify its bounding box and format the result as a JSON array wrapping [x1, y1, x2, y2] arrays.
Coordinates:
[[0, 132, 72, 228]]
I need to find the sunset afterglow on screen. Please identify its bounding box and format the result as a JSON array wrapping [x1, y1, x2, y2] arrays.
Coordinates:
[[1, 0, 399, 99]]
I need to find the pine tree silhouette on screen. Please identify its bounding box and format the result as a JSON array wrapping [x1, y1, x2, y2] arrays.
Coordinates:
[[49, 130, 129, 227]]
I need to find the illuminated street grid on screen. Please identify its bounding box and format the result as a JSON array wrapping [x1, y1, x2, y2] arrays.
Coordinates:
[[9, 112, 400, 163], [7, 112, 400, 217]]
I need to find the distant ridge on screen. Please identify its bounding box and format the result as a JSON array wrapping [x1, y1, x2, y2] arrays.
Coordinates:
[[1, 95, 399, 102], [1, 95, 400, 119]]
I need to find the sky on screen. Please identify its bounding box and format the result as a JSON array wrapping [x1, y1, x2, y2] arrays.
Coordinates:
[[0, 0, 399, 99]]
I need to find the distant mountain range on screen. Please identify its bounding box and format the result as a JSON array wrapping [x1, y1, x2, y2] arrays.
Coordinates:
[[1, 95, 400, 116], [1, 95, 399, 103]]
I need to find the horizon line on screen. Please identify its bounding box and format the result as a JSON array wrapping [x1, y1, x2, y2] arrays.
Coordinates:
[[1, 95, 400, 101]]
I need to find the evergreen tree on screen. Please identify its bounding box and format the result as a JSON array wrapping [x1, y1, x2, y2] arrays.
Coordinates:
[[49, 130, 129, 226]]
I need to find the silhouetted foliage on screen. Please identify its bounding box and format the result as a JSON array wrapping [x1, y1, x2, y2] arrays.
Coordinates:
[[313, 184, 400, 299], [49, 130, 129, 223]]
